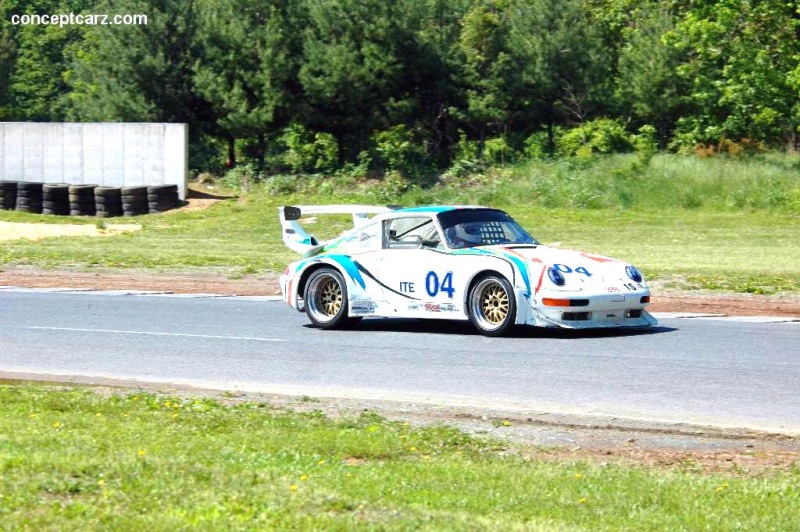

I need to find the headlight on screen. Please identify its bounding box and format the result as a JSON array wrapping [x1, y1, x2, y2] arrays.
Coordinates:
[[548, 266, 566, 286], [625, 265, 643, 283]]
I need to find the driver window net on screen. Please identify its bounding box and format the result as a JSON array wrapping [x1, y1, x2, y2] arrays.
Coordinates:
[[480, 221, 506, 244]]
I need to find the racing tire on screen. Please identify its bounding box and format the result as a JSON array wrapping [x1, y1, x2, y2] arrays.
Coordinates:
[[303, 268, 362, 330], [468, 274, 516, 337]]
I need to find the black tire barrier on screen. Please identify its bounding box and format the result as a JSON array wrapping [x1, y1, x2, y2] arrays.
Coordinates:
[[147, 184, 178, 194], [95, 186, 122, 198], [0, 181, 18, 210], [121, 186, 148, 197], [146, 184, 180, 213], [43, 184, 69, 196], [94, 187, 122, 218], [17, 181, 45, 192], [3, 182, 175, 217], [122, 199, 148, 216], [68, 184, 98, 216], [15, 182, 44, 213], [42, 184, 70, 215], [121, 186, 148, 216], [16, 196, 43, 205]]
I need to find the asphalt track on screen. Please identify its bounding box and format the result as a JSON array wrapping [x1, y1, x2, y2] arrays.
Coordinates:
[[1, 288, 799, 434]]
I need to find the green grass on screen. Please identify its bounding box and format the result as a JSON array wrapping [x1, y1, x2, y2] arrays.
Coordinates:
[[1, 154, 798, 293], [1, 384, 798, 529]]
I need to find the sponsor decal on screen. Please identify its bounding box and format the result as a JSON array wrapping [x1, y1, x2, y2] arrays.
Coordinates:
[[606, 286, 620, 293], [351, 299, 377, 314], [423, 302, 458, 313], [408, 303, 422, 311]]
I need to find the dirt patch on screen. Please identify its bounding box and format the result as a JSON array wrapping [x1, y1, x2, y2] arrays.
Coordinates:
[[0, 221, 141, 241], [0, 265, 277, 295]]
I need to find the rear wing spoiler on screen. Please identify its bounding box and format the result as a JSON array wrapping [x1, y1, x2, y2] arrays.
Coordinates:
[[278, 204, 395, 255]]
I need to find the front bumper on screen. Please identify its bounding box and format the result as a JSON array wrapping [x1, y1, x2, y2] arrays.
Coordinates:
[[526, 291, 657, 329]]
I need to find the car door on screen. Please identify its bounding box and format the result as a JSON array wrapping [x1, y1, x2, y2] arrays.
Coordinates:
[[366, 215, 468, 319]]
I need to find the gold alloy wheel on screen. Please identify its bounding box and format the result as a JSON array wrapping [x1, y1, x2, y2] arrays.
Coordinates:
[[319, 277, 343, 316], [469, 276, 514, 333], [481, 283, 509, 324], [307, 270, 345, 324]]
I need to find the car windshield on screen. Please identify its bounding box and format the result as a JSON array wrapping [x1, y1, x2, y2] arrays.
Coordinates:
[[438, 209, 538, 249]]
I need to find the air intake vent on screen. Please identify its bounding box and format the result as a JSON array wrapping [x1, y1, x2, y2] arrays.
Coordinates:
[[562, 312, 591, 321]]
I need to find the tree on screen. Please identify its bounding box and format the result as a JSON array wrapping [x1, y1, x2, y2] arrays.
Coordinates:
[[506, 0, 608, 154], [67, 0, 213, 130], [666, 0, 800, 147], [617, 7, 688, 148], [0, 9, 16, 120], [453, 0, 516, 157], [1, 0, 94, 121], [298, 0, 419, 163], [193, 0, 300, 166]]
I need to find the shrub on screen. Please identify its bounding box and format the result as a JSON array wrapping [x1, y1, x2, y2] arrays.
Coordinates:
[[483, 136, 512, 165], [372, 125, 430, 178], [524, 130, 559, 160], [280, 123, 338, 174], [220, 163, 262, 192], [558, 118, 634, 157]]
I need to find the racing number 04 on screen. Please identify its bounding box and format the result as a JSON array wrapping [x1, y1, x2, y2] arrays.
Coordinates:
[[425, 271, 455, 298]]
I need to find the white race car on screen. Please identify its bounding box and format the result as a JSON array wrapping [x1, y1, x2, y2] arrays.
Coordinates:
[[278, 205, 656, 336]]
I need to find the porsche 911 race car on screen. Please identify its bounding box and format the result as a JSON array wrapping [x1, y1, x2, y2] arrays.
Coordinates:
[[278, 204, 656, 336]]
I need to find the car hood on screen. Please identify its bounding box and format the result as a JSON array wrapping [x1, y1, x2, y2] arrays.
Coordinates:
[[490, 244, 621, 266], [479, 244, 640, 291]]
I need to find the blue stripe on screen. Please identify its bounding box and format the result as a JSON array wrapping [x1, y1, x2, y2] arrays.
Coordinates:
[[325, 254, 366, 289]]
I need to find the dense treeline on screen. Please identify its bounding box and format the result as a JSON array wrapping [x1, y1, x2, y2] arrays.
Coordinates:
[[1, 0, 799, 177]]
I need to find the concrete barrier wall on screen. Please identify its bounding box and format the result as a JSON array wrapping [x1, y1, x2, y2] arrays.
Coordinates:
[[0, 123, 188, 199]]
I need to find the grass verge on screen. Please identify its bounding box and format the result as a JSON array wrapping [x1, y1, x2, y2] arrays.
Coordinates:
[[1, 384, 798, 529]]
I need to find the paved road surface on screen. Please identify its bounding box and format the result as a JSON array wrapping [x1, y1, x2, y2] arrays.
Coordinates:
[[1, 289, 798, 433]]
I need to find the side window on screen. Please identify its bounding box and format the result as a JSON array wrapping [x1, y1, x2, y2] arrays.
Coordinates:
[[384, 217, 441, 249]]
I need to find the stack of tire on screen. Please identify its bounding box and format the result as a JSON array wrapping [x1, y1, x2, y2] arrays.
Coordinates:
[[16, 182, 44, 214], [121, 186, 148, 217], [69, 185, 97, 216], [42, 184, 70, 216], [95, 187, 123, 218], [0, 181, 17, 210], [148, 184, 180, 213]]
